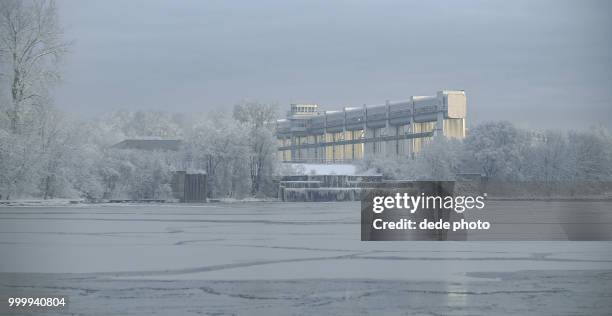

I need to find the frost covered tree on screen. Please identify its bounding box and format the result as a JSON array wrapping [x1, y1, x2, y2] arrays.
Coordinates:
[[94, 148, 172, 200], [0, 0, 71, 199], [37, 107, 75, 199], [464, 121, 528, 181], [233, 101, 278, 196], [184, 112, 251, 198], [523, 131, 572, 190], [0, 127, 42, 198], [0, 0, 68, 133], [567, 127, 612, 186]]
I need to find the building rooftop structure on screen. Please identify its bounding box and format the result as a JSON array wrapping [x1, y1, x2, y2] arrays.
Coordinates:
[[112, 139, 183, 151]]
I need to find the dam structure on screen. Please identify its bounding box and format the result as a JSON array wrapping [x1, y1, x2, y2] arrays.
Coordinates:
[[275, 90, 467, 163]]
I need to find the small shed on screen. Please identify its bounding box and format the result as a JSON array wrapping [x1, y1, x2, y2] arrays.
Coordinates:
[[171, 171, 207, 203]]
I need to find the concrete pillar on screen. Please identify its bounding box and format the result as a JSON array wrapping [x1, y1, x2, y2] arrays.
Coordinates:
[[433, 92, 444, 138], [384, 100, 394, 157], [409, 97, 415, 158], [362, 104, 370, 159], [323, 112, 328, 163], [433, 111, 444, 138]]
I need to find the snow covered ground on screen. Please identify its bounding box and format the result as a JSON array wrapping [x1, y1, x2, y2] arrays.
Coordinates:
[[1, 202, 611, 315], [282, 163, 367, 175]]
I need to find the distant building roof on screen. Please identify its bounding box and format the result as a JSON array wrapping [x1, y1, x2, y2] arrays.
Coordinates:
[[112, 139, 182, 151]]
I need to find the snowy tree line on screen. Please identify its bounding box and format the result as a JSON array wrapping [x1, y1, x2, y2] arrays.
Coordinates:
[[360, 121, 612, 196], [0, 105, 279, 200]]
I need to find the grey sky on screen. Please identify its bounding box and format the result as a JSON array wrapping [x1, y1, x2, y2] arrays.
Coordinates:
[[55, 0, 611, 130]]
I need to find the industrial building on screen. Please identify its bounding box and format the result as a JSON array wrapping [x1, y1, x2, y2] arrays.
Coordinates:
[[275, 90, 467, 163]]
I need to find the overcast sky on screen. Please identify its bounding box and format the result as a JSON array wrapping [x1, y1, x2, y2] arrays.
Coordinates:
[[55, 0, 611, 130]]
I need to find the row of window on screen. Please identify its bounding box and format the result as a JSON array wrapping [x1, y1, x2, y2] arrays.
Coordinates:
[[292, 106, 317, 113], [277, 118, 465, 162]]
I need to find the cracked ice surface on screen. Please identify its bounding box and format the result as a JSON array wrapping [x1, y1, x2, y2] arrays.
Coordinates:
[[0, 202, 611, 315]]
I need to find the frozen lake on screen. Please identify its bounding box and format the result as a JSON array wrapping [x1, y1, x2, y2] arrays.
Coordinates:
[[1, 201, 611, 315]]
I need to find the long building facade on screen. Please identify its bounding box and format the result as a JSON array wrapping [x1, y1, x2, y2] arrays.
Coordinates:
[[276, 90, 466, 163]]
